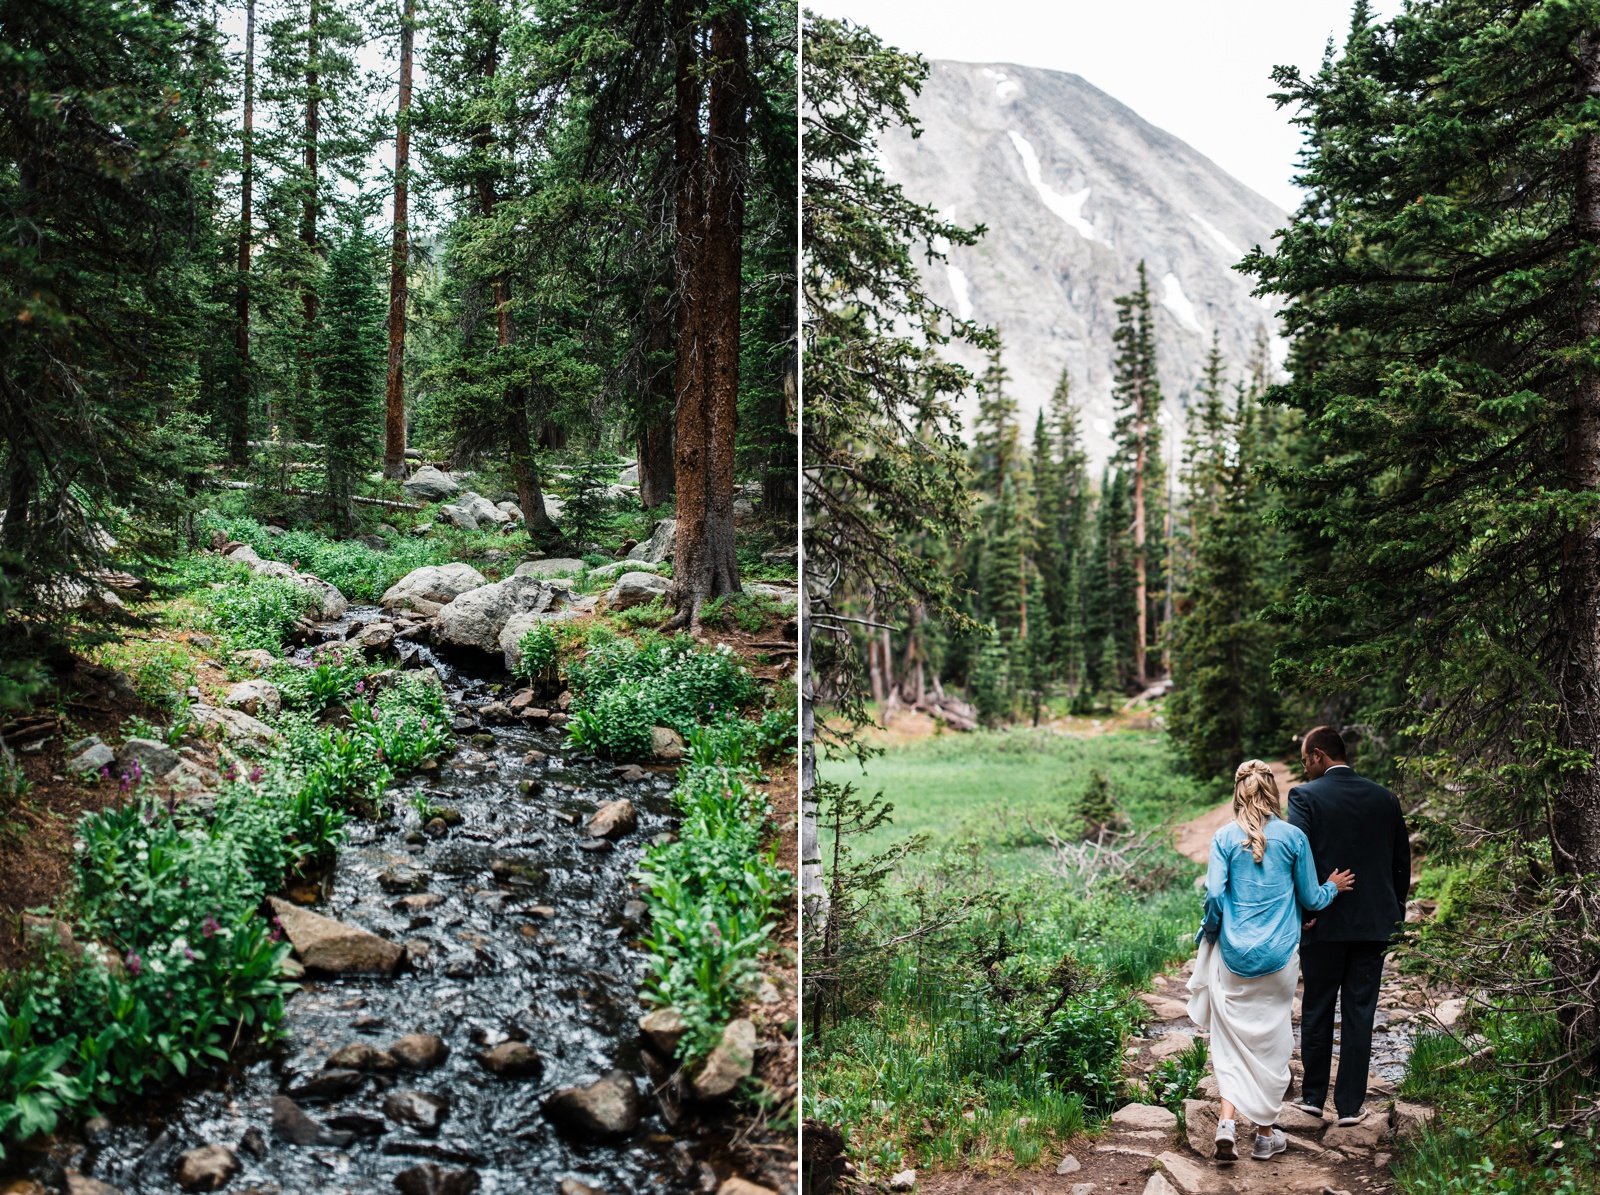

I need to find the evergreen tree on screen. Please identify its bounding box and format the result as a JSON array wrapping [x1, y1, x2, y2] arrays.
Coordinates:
[[1249, 0, 1600, 1061], [972, 341, 1019, 500], [800, 13, 992, 907], [315, 222, 385, 531], [1110, 261, 1164, 686], [1033, 369, 1091, 694], [1084, 466, 1134, 694], [1166, 359, 1285, 777]]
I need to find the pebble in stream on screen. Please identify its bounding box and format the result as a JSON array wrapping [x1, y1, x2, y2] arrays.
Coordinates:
[[62, 610, 728, 1195]]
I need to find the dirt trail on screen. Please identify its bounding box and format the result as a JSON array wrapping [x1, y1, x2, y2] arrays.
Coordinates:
[[1173, 761, 1297, 864]]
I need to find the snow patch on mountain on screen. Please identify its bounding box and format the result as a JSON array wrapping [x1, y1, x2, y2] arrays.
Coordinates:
[[1007, 131, 1105, 245], [1160, 273, 1206, 334]]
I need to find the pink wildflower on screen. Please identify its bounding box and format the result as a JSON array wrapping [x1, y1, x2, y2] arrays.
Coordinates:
[[125, 951, 142, 976]]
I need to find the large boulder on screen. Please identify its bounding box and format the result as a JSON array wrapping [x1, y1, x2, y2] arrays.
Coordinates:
[[514, 558, 586, 579], [627, 519, 676, 564], [436, 575, 562, 654], [224, 544, 264, 568], [456, 491, 510, 525], [188, 704, 278, 746], [618, 464, 639, 485], [606, 572, 669, 611], [298, 576, 348, 620], [543, 495, 566, 522], [437, 504, 479, 532], [381, 563, 487, 614], [403, 466, 460, 502], [542, 1070, 643, 1138], [68, 738, 115, 776], [224, 679, 281, 719], [500, 609, 581, 672], [266, 897, 404, 976], [115, 738, 181, 779], [495, 501, 523, 520]]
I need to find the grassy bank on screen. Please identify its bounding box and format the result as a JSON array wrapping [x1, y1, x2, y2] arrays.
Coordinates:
[[807, 728, 1205, 1176]]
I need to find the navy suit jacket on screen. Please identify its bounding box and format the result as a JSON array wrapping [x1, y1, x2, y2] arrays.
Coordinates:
[[1285, 766, 1410, 943]]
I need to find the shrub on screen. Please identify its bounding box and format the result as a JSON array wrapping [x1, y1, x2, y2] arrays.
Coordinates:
[[203, 577, 319, 654], [267, 642, 374, 712], [90, 640, 198, 711], [513, 621, 561, 685]]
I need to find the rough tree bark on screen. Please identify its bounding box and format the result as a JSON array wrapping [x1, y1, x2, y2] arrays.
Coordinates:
[[231, 0, 254, 466], [637, 292, 676, 509], [1552, 30, 1600, 1067], [383, 0, 414, 480], [301, 0, 320, 332], [666, 5, 745, 630]]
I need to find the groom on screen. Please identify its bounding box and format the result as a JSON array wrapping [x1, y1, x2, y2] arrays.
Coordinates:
[[1285, 725, 1411, 1126]]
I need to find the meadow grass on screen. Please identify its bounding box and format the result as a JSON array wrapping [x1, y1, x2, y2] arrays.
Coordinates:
[[806, 727, 1208, 1177]]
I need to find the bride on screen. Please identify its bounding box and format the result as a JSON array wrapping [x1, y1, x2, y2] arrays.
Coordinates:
[[1187, 759, 1354, 1162]]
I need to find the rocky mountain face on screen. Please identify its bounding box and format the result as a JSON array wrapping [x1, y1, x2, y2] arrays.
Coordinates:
[[880, 60, 1289, 466]]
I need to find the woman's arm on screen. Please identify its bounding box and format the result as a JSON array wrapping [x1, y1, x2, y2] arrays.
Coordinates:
[[1291, 827, 1340, 911], [1197, 833, 1227, 943]]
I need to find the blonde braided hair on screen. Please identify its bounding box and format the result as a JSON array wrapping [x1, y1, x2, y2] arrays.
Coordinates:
[[1233, 759, 1283, 865]]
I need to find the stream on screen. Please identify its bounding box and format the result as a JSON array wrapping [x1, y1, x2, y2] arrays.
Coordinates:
[[53, 605, 733, 1195]]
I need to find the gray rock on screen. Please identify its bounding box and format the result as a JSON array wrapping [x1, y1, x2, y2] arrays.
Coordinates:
[[388, 1033, 450, 1069], [223, 679, 281, 719], [271, 1095, 354, 1146], [606, 571, 670, 610], [68, 741, 115, 775], [543, 495, 566, 522], [733, 497, 756, 520], [266, 897, 404, 976], [456, 491, 511, 525], [357, 622, 397, 652], [761, 546, 798, 567], [652, 727, 685, 760], [542, 1069, 644, 1138], [639, 1007, 687, 1057], [495, 501, 523, 520], [233, 648, 277, 671], [115, 737, 180, 779], [585, 559, 661, 580], [437, 504, 479, 532], [286, 1068, 366, 1101], [618, 465, 639, 484], [1109, 1102, 1177, 1132], [627, 518, 676, 563], [381, 563, 488, 612], [691, 1018, 756, 1100], [326, 1042, 398, 1071], [382, 1089, 451, 1132], [1056, 1155, 1081, 1175], [224, 544, 264, 568], [514, 558, 587, 578], [379, 867, 430, 894], [403, 466, 460, 502], [356, 534, 390, 551], [477, 1041, 544, 1078], [499, 608, 581, 672], [187, 704, 279, 745], [174, 1144, 240, 1191], [393, 1163, 481, 1195], [887, 1172, 916, 1192], [436, 574, 561, 653]]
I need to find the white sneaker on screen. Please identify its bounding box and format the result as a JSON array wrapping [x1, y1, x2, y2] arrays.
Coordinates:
[[1251, 1128, 1287, 1160], [1214, 1118, 1237, 1163]]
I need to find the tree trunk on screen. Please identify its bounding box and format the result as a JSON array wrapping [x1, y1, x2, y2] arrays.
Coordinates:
[[2, 454, 32, 560], [799, 551, 825, 922], [638, 297, 676, 508], [302, 0, 320, 333], [383, 0, 414, 480], [231, 0, 254, 466], [1133, 427, 1148, 686], [1551, 32, 1600, 1068], [666, 6, 745, 630]]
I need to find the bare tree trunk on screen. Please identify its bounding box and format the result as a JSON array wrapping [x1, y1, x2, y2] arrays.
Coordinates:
[[383, 0, 414, 480], [1133, 425, 1148, 687], [301, 0, 320, 334], [666, 5, 745, 630], [1551, 31, 1600, 1068], [638, 296, 676, 509], [231, 0, 255, 466], [800, 553, 825, 922]]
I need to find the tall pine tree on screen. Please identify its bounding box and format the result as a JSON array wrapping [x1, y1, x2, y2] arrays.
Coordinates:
[[1110, 261, 1164, 686]]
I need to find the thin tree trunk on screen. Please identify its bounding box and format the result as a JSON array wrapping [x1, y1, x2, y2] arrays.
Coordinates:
[[799, 549, 825, 922], [383, 0, 414, 480], [638, 295, 676, 509], [302, 0, 320, 333], [1133, 429, 1148, 687], [1551, 31, 1600, 1066], [231, 0, 255, 466], [667, 6, 745, 629]]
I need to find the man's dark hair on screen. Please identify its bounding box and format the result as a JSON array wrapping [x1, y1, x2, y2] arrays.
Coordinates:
[[1302, 725, 1347, 761]]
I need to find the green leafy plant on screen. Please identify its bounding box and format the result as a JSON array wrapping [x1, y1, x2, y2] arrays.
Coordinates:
[[204, 577, 319, 654], [513, 621, 561, 684], [1135, 1035, 1208, 1126]]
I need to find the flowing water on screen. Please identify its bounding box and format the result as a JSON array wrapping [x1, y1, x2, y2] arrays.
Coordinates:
[[52, 607, 728, 1195]]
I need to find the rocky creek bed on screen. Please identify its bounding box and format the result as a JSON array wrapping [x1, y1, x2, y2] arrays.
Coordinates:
[[11, 608, 786, 1195]]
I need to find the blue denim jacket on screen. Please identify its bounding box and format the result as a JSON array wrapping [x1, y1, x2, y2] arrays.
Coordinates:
[[1197, 817, 1338, 978]]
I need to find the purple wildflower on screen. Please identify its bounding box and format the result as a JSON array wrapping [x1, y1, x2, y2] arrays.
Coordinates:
[[131, 758, 143, 782], [224, 763, 239, 782], [125, 950, 142, 976], [99, 764, 110, 781], [202, 916, 220, 938], [119, 771, 132, 793], [183, 945, 196, 961], [355, 680, 365, 695], [249, 766, 263, 784]]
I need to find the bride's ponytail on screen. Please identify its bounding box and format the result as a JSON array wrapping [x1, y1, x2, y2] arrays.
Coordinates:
[[1233, 759, 1282, 864]]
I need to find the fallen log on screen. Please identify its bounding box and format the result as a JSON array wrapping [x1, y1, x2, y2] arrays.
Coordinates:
[[208, 479, 423, 512]]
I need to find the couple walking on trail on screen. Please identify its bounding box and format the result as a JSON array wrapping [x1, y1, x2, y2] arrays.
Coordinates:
[[1187, 726, 1412, 1165]]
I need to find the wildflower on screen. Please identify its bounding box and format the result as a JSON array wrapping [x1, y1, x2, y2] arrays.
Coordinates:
[[120, 771, 132, 793], [132, 759, 143, 782], [125, 950, 142, 976], [183, 945, 197, 961], [249, 766, 263, 783], [355, 680, 365, 695], [99, 764, 111, 781], [202, 916, 220, 938], [224, 763, 239, 782]]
